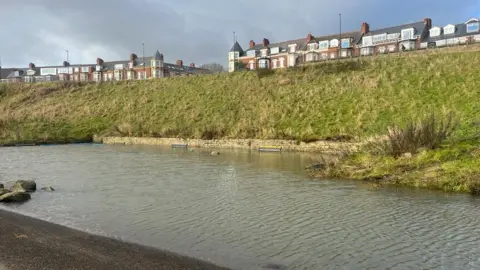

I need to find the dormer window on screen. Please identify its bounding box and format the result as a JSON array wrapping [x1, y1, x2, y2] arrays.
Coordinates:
[[330, 39, 339, 47], [401, 28, 414, 40], [341, 38, 351, 48], [429, 27, 441, 37], [466, 21, 479, 33], [128, 62, 133, 69], [307, 43, 317, 51], [270, 47, 280, 54], [260, 49, 268, 57], [443, 24, 455, 35], [319, 40, 329, 50], [288, 44, 296, 53]]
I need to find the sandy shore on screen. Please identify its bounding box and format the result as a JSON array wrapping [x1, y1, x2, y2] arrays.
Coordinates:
[[0, 209, 229, 270]]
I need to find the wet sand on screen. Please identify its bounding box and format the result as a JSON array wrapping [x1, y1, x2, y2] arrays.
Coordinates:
[[0, 209, 230, 270]]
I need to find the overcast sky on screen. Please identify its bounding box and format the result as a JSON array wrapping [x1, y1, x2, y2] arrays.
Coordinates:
[[0, 0, 478, 68]]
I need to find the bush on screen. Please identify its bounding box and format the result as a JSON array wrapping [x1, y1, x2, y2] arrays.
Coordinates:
[[371, 112, 458, 157]]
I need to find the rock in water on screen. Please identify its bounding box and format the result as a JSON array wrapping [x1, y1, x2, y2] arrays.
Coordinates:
[[0, 183, 4, 189], [41, 186, 55, 192], [211, 151, 220, 155], [0, 191, 31, 203], [11, 180, 37, 192]]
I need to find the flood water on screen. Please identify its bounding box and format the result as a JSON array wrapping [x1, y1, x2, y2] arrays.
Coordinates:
[[1, 144, 480, 269]]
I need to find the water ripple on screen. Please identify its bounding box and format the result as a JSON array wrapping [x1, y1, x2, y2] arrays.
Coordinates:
[[1, 144, 480, 269]]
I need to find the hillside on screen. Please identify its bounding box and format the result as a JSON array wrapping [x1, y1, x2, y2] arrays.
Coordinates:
[[0, 49, 479, 145]]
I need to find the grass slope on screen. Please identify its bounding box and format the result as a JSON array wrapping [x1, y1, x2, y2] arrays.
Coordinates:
[[1, 49, 480, 145]]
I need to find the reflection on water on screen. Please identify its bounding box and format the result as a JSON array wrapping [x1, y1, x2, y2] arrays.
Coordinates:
[[1, 144, 480, 269]]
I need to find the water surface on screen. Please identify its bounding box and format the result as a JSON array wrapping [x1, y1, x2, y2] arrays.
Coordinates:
[[0, 144, 479, 269]]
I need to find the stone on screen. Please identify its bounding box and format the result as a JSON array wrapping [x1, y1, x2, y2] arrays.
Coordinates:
[[0, 191, 31, 203], [402, 152, 413, 159], [41, 186, 55, 192], [11, 180, 37, 192], [210, 151, 220, 155]]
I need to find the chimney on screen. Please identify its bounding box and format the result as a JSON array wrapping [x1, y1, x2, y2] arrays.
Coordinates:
[[361, 22, 370, 34], [262, 38, 270, 47], [63, 61, 70, 67], [424, 18, 432, 29], [189, 63, 195, 68], [249, 40, 256, 49], [96, 58, 104, 65], [28, 63, 35, 69], [130, 53, 137, 61], [306, 33, 313, 43], [176, 60, 183, 66]]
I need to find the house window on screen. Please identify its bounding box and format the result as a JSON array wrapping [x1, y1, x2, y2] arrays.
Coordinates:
[[320, 53, 327, 60], [259, 59, 268, 69], [378, 46, 386, 54], [319, 41, 329, 50], [137, 71, 146, 79], [288, 55, 295, 67], [270, 47, 279, 54], [330, 39, 339, 48], [387, 33, 400, 41], [260, 49, 268, 57], [289, 45, 296, 53], [307, 43, 317, 51], [388, 45, 396, 52], [272, 59, 277, 68], [330, 53, 336, 59], [114, 70, 123, 81], [94, 72, 102, 82], [429, 27, 441, 37], [362, 36, 373, 46], [360, 47, 374, 56], [401, 28, 414, 40], [306, 53, 316, 62], [81, 67, 89, 73], [340, 50, 348, 57], [373, 34, 387, 43], [249, 61, 254, 70], [467, 22, 479, 33], [341, 38, 351, 48], [80, 73, 88, 81], [443, 25, 455, 35], [246, 50, 256, 57]]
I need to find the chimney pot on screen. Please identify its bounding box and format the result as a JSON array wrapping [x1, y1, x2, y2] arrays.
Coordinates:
[[130, 53, 138, 61], [262, 38, 270, 47], [176, 60, 183, 66], [306, 33, 313, 42], [361, 22, 370, 34], [96, 58, 104, 65], [424, 18, 432, 29], [63, 61, 69, 67], [249, 40, 256, 49], [28, 63, 35, 69]]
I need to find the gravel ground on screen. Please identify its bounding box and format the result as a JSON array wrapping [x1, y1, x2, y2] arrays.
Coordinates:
[[0, 209, 230, 270]]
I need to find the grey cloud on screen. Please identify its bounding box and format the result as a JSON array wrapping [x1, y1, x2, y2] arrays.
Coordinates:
[[0, 0, 477, 68]]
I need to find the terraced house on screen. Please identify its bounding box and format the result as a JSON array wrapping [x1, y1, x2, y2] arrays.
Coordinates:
[[229, 16, 480, 72], [0, 50, 211, 83]]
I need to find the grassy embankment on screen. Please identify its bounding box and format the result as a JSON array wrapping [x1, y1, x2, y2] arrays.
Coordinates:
[[0, 47, 479, 193]]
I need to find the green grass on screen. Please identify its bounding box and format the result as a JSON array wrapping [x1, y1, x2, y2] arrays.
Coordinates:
[[1, 50, 480, 145], [315, 139, 480, 195], [2, 48, 480, 193]]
